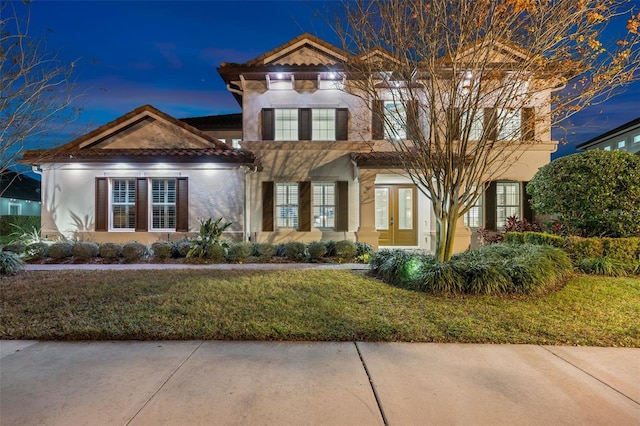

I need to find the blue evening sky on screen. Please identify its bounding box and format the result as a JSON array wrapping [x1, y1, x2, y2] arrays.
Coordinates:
[[21, 0, 640, 159]]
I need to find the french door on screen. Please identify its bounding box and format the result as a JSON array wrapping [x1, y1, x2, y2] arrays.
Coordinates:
[[375, 185, 417, 246]]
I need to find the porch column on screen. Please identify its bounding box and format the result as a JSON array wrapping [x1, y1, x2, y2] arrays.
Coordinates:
[[355, 169, 380, 250]]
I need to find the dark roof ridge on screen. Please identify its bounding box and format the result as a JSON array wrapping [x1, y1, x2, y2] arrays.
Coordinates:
[[576, 116, 640, 149]]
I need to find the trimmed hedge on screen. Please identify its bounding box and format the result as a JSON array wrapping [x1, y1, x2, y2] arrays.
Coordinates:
[[504, 231, 565, 248]]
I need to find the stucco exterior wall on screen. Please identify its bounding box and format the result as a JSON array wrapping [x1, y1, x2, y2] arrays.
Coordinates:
[[39, 163, 245, 244]]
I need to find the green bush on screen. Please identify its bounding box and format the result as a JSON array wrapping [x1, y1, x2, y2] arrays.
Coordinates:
[[601, 237, 640, 263], [568, 236, 604, 260], [325, 241, 337, 257], [307, 241, 327, 261], [335, 240, 357, 261], [151, 241, 173, 260], [187, 217, 232, 259], [226, 242, 253, 263], [48, 242, 73, 260], [356, 242, 374, 257], [175, 240, 191, 258], [504, 231, 565, 248], [503, 232, 525, 244], [206, 244, 226, 262], [72, 242, 99, 260], [284, 241, 306, 261], [253, 243, 275, 260], [99, 243, 121, 260], [2, 243, 26, 255], [122, 242, 148, 262], [0, 215, 40, 237], [576, 257, 629, 277], [26, 242, 49, 260], [0, 251, 24, 275]]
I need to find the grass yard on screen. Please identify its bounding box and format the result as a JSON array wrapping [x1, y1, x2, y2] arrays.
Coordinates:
[[1, 270, 638, 346]]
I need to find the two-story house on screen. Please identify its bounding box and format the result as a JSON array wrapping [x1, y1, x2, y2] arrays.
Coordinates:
[[20, 34, 558, 252]]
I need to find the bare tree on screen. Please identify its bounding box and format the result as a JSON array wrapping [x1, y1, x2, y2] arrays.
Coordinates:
[[1, 1, 78, 194], [334, 0, 640, 262]]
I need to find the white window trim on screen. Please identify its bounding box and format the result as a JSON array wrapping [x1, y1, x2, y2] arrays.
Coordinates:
[[8, 202, 21, 216]]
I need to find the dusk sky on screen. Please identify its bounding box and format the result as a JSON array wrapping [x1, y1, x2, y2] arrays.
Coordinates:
[[20, 0, 640, 159]]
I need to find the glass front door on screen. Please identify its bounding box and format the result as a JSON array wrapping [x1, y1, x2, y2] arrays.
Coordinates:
[[375, 185, 417, 246]]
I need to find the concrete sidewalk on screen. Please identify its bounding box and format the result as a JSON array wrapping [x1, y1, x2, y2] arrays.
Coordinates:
[[1, 341, 638, 425]]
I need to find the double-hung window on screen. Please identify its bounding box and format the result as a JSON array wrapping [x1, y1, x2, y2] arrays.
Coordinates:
[[384, 100, 407, 140], [313, 183, 335, 228], [496, 182, 520, 228], [151, 179, 176, 230], [312, 109, 336, 141], [275, 183, 299, 228], [111, 179, 136, 230], [274, 109, 298, 140], [497, 109, 522, 140], [464, 194, 483, 228], [462, 109, 484, 141]]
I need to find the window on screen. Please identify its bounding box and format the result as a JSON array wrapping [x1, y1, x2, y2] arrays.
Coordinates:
[[634, 135, 640, 144], [231, 138, 242, 149], [274, 109, 298, 140], [111, 179, 136, 229], [496, 182, 520, 228], [218, 138, 226, 144], [384, 100, 406, 140], [151, 179, 176, 230], [497, 109, 521, 140], [8, 202, 21, 215], [275, 183, 299, 228], [464, 194, 483, 228], [462, 109, 484, 141], [617, 140, 626, 150], [603, 145, 611, 151], [313, 183, 335, 228], [312, 109, 336, 141]]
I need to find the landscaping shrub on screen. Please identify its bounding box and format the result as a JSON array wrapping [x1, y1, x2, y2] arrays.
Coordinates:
[[2, 243, 26, 255], [99, 243, 121, 260], [226, 242, 253, 263], [356, 242, 374, 257], [576, 257, 629, 277], [274, 244, 287, 258], [325, 240, 337, 257], [307, 241, 327, 261], [504, 231, 565, 248], [26, 242, 49, 260], [175, 240, 191, 258], [48, 242, 73, 260], [206, 244, 226, 262], [151, 241, 173, 260], [568, 236, 604, 260], [335, 240, 357, 261], [0, 251, 24, 275], [122, 242, 148, 262], [187, 217, 232, 259], [370, 244, 572, 295], [72, 242, 99, 260], [601, 237, 640, 264], [253, 243, 275, 260], [284, 241, 307, 261], [0, 215, 40, 237]]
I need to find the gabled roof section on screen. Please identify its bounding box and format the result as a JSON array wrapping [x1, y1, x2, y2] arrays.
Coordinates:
[[441, 38, 534, 65], [242, 33, 350, 67], [19, 105, 257, 166]]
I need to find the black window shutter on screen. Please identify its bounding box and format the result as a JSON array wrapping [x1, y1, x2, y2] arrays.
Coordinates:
[[484, 181, 497, 231], [95, 178, 108, 232], [262, 181, 274, 232], [484, 108, 497, 140], [299, 108, 311, 141], [522, 181, 534, 222], [135, 178, 148, 232], [336, 181, 349, 232], [336, 108, 348, 140], [372, 100, 384, 140], [407, 100, 419, 141], [176, 177, 189, 232], [298, 181, 311, 232], [522, 108, 535, 140], [262, 108, 274, 141]]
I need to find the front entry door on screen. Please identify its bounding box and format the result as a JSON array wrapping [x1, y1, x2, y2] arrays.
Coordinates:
[[375, 185, 418, 246]]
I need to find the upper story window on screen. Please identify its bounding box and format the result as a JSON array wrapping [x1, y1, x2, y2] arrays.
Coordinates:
[[313, 183, 335, 228], [617, 140, 626, 150], [275, 183, 299, 229], [312, 109, 336, 141], [111, 179, 136, 230], [497, 109, 522, 140], [384, 100, 407, 140], [151, 179, 176, 230], [274, 109, 299, 141], [461, 109, 484, 141], [603, 145, 611, 151], [634, 134, 640, 144]]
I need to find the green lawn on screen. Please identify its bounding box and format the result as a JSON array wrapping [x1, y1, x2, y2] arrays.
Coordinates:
[[1, 270, 638, 346]]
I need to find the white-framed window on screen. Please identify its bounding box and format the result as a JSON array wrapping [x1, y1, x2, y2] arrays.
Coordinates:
[[275, 183, 299, 228], [8, 202, 21, 216], [497, 109, 522, 140], [603, 145, 611, 151], [617, 140, 626, 150], [312, 109, 336, 141], [634, 135, 640, 144], [313, 183, 335, 228], [464, 194, 483, 228], [231, 138, 242, 149], [496, 182, 520, 229], [111, 179, 136, 230], [218, 138, 226, 144], [274, 109, 298, 140], [151, 179, 176, 230], [462, 109, 484, 141], [384, 100, 406, 140]]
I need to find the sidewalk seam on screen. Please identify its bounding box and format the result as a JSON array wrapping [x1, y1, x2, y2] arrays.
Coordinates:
[[354, 342, 389, 426], [539, 345, 640, 406], [124, 341, 204, 425]]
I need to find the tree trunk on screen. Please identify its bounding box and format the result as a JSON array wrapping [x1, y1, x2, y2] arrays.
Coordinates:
[[434, 208, 460, 263]]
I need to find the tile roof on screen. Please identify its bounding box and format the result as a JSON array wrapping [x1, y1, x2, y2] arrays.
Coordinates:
[[180, 113, 242, 131]]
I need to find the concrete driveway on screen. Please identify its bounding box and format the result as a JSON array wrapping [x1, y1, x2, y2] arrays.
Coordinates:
[[1, 341, 638, 425]]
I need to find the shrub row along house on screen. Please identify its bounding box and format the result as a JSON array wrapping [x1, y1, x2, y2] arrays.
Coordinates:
[[19, 34, 560, 252]]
